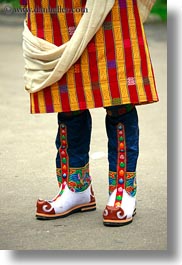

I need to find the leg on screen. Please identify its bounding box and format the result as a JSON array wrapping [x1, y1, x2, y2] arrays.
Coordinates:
[[103, 105, 139, 226], [36, 110, 96, 219], [55, 110, 92, 189]]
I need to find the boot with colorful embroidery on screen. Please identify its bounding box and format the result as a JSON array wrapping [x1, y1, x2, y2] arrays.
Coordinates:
[[36, 121, 96, 219], [103, 171, 137, 226], [103, 119, 138, 226], [36, 166, 96, 220]]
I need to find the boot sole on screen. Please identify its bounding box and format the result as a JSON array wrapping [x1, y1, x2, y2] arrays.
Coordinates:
[[103, 208, 136, 227], [36, 202, 96, 220]]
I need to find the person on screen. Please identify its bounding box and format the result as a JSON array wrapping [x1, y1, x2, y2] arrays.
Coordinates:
[[20, 0, 158, 226]]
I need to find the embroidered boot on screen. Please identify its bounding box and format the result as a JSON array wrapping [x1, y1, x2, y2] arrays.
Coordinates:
[[103, 106, 139, 226], [36, 165, 96, 220], [103, 123, 137, 225], [103, 171, 137, 226], [36, 111, 96, 219]]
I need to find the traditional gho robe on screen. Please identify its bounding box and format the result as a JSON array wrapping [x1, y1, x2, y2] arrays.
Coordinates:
[[20, 0, 158, 114]]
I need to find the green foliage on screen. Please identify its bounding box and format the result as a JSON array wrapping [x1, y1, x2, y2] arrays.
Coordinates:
[[151, 0, 167, 21], [0, 0, 19, 7]]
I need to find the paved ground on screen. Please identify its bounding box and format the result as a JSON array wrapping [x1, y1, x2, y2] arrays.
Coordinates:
[[0, 15, 167, 250]]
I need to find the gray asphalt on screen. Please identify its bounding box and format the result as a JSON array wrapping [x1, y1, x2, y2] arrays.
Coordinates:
[[0, 15, 167, 250]]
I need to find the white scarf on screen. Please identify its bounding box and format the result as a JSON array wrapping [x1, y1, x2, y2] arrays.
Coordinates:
[[22, 0, 156, 93], [23, 0, 115, 93], [137, 0, 156, 23]]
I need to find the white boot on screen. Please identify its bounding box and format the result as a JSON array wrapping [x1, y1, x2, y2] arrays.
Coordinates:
[[36, 182, 96, 219], [103, 187, 136, 226], [103, 172, 137, 226]]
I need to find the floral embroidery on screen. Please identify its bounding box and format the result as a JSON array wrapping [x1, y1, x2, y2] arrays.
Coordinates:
[[109, 171, 117, 195], [125, 172, 137, 197]]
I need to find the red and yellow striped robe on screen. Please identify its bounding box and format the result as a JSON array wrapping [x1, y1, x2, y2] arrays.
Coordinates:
[[20, 0, 158, 114]]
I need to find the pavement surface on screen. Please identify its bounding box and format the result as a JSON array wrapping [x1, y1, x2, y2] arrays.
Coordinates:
[[0, 14, 167, 250]]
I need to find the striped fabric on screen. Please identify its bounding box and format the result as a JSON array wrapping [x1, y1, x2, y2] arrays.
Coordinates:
[[20, 0, 158, 114]]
